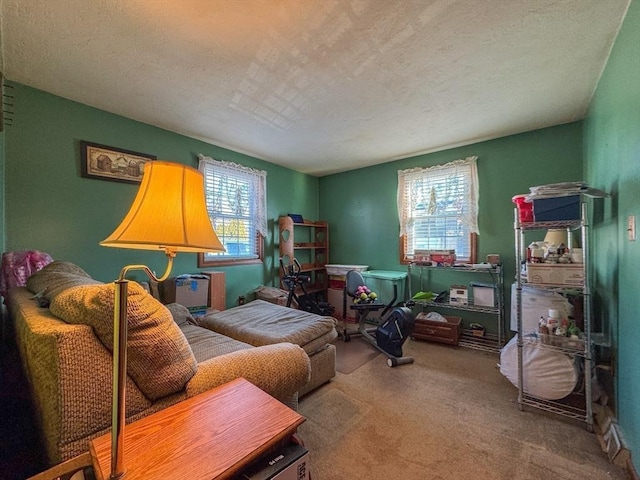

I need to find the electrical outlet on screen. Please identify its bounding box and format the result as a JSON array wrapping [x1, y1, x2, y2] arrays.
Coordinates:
[[628, 215, 636, 242]]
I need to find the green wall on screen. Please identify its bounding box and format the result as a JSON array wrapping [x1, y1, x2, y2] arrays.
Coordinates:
[[319, 122, 584, 319], [1, 127, 4, 253], [2, 3, 639, 463], [584, 0, 640, 461], [3, 83, 319, 307]]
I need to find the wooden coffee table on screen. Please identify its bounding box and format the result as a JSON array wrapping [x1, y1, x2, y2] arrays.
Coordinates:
[[89, 377, 305, 479]]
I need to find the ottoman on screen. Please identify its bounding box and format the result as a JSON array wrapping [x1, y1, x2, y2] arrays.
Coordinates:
[[197, 299, 337, 396]]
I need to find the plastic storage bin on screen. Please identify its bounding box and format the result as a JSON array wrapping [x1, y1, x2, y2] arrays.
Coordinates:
[[326, 264, 369, 320], [533, 195, 580, 222], [361, 270, 407, 305], [512, 194, 533, 223], [325, 264, 369, 276]]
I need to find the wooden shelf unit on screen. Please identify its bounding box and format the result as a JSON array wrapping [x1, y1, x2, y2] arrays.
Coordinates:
[[278, 216, 329, 298]]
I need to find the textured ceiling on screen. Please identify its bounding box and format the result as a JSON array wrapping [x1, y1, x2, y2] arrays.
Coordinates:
[[0, 0, 631, 176]]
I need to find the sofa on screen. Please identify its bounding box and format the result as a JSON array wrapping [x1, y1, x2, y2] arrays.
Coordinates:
[[197, 299, 338, 396], [6, 262, 311, 467]]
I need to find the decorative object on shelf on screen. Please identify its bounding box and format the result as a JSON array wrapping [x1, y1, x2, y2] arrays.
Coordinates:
[[486, 254, 501, 265], [449, 285, 469, 305], [543, 228, 568, 248], [469, 323, 485, 337], [100, 161, 225, 479], [411, 290, 436, 301], [80, 141, 156, 184]]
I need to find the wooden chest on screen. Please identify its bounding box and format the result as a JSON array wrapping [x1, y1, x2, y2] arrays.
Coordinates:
[[412, 313, 462, 346]]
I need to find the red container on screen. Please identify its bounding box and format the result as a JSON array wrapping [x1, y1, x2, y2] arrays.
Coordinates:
[[512, 195, 533, 223]]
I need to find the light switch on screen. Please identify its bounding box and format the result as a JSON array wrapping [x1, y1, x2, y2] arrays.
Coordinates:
[[629, 215, 636, 242]]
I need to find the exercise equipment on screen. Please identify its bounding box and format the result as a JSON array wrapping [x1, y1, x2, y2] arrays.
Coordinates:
[[280, 258, 335, 316], [342, 269, 415, 367]]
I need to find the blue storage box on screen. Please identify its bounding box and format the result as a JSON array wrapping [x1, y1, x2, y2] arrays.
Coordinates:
[[533, 195, 580, 222]]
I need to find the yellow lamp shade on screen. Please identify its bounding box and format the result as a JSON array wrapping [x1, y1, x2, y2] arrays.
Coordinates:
[[100, 161, 225, 254]]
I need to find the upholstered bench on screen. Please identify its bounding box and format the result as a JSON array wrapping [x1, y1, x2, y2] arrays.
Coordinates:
[[197, 299, 337, 396]]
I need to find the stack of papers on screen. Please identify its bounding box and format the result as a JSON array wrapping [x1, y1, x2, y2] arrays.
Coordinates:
[[528, 182, 608, 199]]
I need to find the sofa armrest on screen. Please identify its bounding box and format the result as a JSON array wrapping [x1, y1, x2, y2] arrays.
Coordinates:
[[185, 343, 311, 404], [7, 287, 153, 464]]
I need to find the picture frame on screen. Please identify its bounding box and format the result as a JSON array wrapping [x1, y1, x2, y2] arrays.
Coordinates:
[[80, 141, 156, 184]]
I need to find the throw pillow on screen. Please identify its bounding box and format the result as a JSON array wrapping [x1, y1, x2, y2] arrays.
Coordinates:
[[50, 282, 198, 400], [26, 261, 102, 301]]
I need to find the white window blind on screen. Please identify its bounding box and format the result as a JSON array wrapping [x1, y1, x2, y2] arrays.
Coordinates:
[[397, 156, 479, 261], [198, 155, 267, 260]]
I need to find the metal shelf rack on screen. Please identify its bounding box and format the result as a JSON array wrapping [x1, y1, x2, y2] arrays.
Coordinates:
[[514, 201, 593, 431], [408, 263, 505, 353]]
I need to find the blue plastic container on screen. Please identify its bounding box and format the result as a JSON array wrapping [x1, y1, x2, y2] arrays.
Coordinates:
[[533, 195, 580, 222]]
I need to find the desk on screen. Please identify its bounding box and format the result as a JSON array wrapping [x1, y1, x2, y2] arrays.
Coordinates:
[[89, 378, 305, 480]]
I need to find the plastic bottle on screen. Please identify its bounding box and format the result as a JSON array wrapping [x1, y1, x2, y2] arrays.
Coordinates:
[[539, 316, 549, 334], [547, 309, 560, 334]]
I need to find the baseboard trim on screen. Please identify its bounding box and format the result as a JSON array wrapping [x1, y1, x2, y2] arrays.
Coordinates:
[[628, 457, 639, 480]]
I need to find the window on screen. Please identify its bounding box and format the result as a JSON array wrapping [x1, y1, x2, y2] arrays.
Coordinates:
[[197, 155, 267, 266], [397, 156, 479, 264]]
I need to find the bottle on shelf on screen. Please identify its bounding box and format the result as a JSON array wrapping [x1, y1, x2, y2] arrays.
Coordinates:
[[546, 309, 561, 334]]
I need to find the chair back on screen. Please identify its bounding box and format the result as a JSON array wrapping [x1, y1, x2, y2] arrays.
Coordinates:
[[345, 270, 366, 298]]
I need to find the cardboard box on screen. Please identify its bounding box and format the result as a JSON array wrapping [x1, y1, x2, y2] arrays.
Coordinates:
[[328, 275, 346, 290], [414, 249, 456, 265], [328, 287, 355, 322], [163, 274, 209, 314], [254, 285, 291, 307], [533, 195, 580, 222], [412, 313, 462, 345], [450, 285, 468, 305], [526, 263, 584, 286], [203, 271, 225, 311]]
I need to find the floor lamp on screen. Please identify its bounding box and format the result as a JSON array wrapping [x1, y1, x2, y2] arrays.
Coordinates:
[[100, 161, 225, 479]]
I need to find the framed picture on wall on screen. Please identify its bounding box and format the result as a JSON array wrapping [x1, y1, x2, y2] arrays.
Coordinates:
[[80, 141, 156, 184]]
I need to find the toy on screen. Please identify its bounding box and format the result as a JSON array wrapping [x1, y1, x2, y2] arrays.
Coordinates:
[[353, 285, 377, 304]]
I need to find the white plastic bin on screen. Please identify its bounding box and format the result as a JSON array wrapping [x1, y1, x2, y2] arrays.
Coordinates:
[[509, 283, 572, 334], [325, 264, 368, 320], [325, 264, 369, 276]]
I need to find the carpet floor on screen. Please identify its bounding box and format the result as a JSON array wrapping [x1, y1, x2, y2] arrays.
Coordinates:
[[299, 339, 628, 480], [333, 337, 380, 374]]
